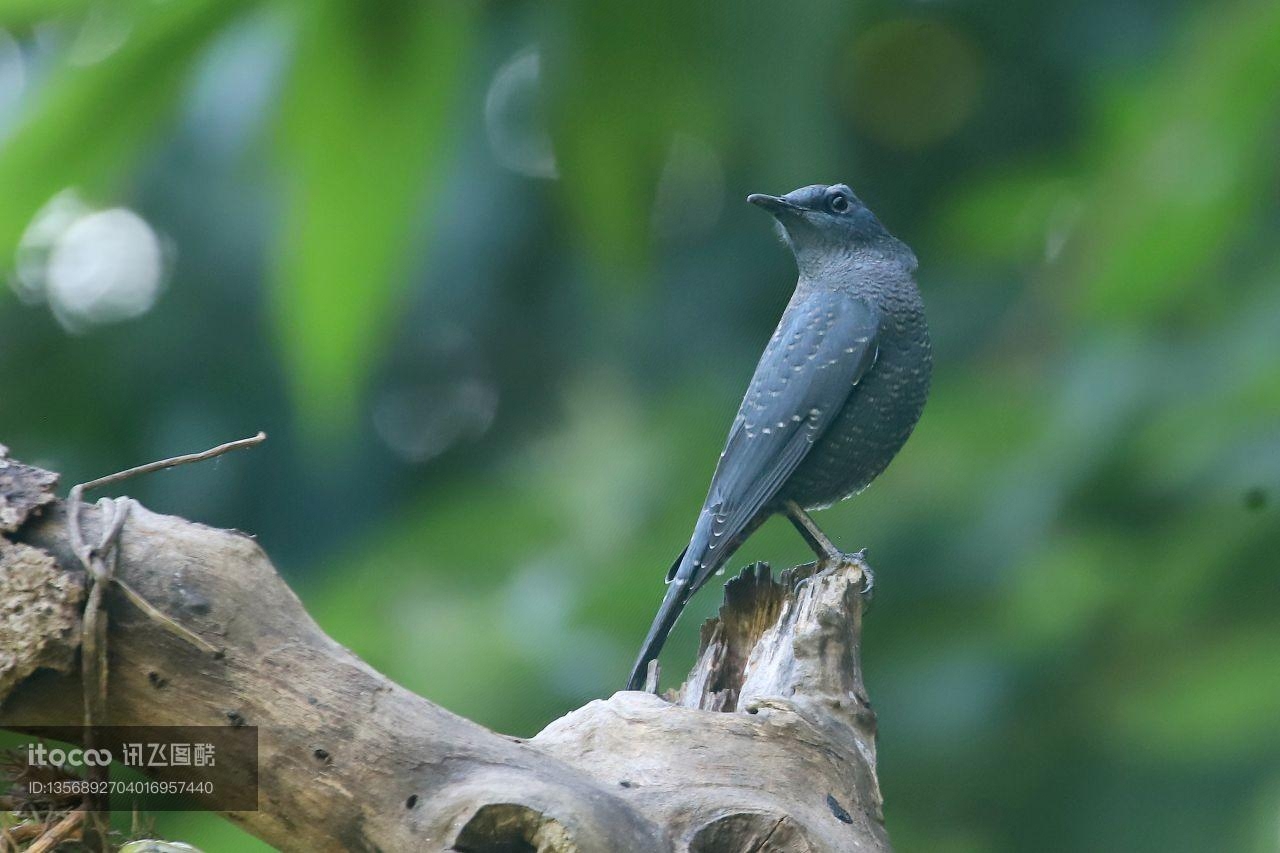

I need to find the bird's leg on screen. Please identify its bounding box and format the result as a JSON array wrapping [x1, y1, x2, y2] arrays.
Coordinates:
[[784, 500, 841, 562], [783, 500, 874, 596]]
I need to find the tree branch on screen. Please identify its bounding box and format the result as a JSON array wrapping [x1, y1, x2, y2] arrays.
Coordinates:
[[0, 449, 888, 852]]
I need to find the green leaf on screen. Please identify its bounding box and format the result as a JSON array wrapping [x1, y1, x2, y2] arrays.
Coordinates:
[[546, 0, 720, 276], [1071, 0, 1280, 322], [271, 0, 475, 437], [0, 0, 251, 265], [0, 0, 93, 26]]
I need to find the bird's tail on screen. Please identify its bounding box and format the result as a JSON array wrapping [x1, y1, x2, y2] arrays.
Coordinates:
[[626, 509, 768, 691], [626, 568, 694, 691]]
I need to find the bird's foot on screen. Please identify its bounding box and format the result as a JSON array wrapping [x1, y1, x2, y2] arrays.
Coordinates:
[[816, 548, 873, 599], [858, 564, 875, 598]]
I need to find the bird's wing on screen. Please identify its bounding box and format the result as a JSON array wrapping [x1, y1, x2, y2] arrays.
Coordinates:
[[680, 291, 880, 587]]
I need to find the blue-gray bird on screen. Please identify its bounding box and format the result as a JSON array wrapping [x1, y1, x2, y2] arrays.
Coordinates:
[[627, 183, 931, 691]]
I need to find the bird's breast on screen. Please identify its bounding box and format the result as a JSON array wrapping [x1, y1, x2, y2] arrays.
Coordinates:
[[780, 305, 931, 510]]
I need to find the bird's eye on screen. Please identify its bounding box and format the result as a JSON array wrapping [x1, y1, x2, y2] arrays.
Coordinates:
[[828, 194, 850, 213]]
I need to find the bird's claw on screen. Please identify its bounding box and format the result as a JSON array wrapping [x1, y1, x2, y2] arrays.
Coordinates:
[[858, 564, 875, 598], [816, 548, 871, 588], [817, 550, 874, 600]]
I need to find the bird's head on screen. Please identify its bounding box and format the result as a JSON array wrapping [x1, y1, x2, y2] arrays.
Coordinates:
[[748, 183, 894, 263]]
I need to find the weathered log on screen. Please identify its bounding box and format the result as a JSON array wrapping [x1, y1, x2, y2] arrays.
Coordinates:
[[0, 449, 888, 852]]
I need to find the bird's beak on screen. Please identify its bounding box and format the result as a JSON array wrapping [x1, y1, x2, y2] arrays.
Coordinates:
[[747, 193, 799, 216]]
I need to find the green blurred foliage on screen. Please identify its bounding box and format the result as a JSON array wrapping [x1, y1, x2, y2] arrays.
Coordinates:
[[0, 0, 251, 270], [273, 0, 476, 434], [1, 0, 1278, 850]]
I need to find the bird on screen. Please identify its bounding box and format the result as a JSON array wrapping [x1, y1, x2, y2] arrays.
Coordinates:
[[626, 182, 931, 691]]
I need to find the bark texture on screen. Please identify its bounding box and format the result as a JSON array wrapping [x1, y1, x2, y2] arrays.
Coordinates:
[[0, 451, 889, 852]]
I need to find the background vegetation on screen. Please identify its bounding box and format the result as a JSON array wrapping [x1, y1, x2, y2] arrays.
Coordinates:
[[1, 0, 1278, 849]]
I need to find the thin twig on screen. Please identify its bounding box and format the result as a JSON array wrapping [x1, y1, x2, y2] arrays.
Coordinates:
[[64, 430, 268, 639], [64, 432, 266, 852], [25, 808, 84, 853], [66, 432, 266, 563], [1, 819, 44, 848], [113, 578, 222, 655], [80, 497, 129, 841], [75, 431, 267, 496], [82, 497, 130, 724]]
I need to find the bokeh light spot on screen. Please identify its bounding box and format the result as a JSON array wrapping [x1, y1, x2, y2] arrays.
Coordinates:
[[14, 193, 168, 331], [484, 48, 558, 179], [373, 379, 499, 464], [47, 208, 166, 330], [842, 18, 983, 150], [13, 189, 91, 304], [66, 2, 132, 66]]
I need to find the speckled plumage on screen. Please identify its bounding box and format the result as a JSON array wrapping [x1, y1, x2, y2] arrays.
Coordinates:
[[780, 261, 931, 510], [627, 184, 931, 691]]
